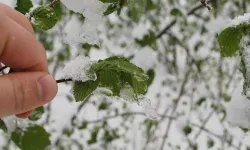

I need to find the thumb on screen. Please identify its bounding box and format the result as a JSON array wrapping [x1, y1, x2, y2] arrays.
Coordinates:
[[0, 72, 57, 117]]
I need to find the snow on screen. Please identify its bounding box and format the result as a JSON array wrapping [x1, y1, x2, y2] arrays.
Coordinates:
[[137, 96, 159, 120], [132, 47, 157, 71], [61, 0, 107, 45], [2, 116, 28, 134], [0, 0, 17, 8], [240, 36, 250, 96], [224, 13, 250, 29], [120, 84, 159, 120], [226, 83, 250, 128], [61, 55, 97, 82]]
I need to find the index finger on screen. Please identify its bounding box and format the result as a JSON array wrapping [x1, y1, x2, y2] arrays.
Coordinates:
[[0, 13, 47, 72], [0, 3, 34, 34]]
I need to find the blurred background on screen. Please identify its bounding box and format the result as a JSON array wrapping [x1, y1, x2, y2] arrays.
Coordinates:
[[0, 0, 250, 149]]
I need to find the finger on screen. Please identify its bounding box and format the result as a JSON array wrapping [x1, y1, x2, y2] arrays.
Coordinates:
[[16, 110, 33, 118], [0, 3, 34, 33], [0, 14, 47, 72], [0, 72, 57, 117]]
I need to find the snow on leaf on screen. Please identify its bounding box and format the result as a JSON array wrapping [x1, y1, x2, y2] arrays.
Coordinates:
[[61, 55, 97, 82], [137, 96, 159, 120], [63, 17, 100, 45], [219, 13, 250, 57], [90, 56, 149, 95], [225, 13, 250, 29], [61, 0, 106, 45], [30, 5, 58, 31], [120, 84, 136, 102]]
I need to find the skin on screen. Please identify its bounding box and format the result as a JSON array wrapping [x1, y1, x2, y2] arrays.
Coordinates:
[[0, 4, 58, 118]]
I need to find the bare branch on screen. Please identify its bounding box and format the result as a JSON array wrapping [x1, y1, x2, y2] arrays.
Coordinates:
[[160, 68, 192, 150], [157, 0, 215, 38], [200, 0, 212, 11], [85, 112, 176, 124]]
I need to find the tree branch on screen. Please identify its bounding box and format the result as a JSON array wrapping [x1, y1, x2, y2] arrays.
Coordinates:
[[56, 79, 73, 83], [200, 0, 212, 11], [160, 68, 192, 150], [190, 122, 239, 149], [157, 0, 214, 38], [48, 0, 60, 7], [85, 112, 176, 124]]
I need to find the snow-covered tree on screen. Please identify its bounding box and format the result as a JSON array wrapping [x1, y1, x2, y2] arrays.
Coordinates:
[[1, 0, 250, 149]]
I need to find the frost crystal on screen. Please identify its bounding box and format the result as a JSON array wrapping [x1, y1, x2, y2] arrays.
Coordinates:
[[137, 96, 159, 120], [61, 0, 106, 45], [61, 55, 97, 82], [226, 84, 250, 128], [225, 13, 250, 29], [120, 84, 137, 102], [120, 85, 158, 120]]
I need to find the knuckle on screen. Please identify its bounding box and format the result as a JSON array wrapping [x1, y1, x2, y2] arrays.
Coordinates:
[[8, 74, 25, 113]]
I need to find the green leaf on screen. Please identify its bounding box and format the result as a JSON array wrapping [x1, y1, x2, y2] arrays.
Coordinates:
[[240, 127, 249, 133], [91, 56, 149, 95], [15, 0, 33, 14], [195, 97, 206, 106], [218, 22, 250, 57], [207, 138, 214, 148], [79, 121, 88, 130], [31, 6, 58, 31], [0, 119, 7, 133], [98, 102, 110, 110], [71, 57, 148, 102], [170, 8, 183, 16], [73, 80, 99, 102], [146, 69, 155, 86], [48, 0, 63, 20], [11, 125, 50, 150], [88, 127, 100, 145], [104, 3, 118, 16], [29, 106, 45, 121], [183, 125, 192, 136], [135, 31, 157, 49], [223, 94, 231, 102], [11, 128, 23, 148], [218, 27, 242, 57]]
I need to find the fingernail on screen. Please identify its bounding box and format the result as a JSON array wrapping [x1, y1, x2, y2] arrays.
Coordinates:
[[37, 75, 58, 101]]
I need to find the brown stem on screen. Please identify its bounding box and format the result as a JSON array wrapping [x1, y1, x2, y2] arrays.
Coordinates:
[[56, 79, 73, 83], [48, 0, 60, 7]]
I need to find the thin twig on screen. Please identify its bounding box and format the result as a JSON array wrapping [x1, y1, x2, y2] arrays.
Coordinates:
[[190, 122, 239, 149], [56, 79, 73, 83], [48, 0, 60, 7], [157, 1, 212, 38], [85, 112, 176, 124], [200, 0, 212, 11], [160, 68, 192, 150], [0, 66, 8, 72]]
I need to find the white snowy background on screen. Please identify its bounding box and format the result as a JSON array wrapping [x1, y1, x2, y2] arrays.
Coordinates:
[[1, 0, 250, 150]]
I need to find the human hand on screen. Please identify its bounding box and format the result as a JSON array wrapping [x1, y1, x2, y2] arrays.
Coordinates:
[[0, 4, 57, 118]]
